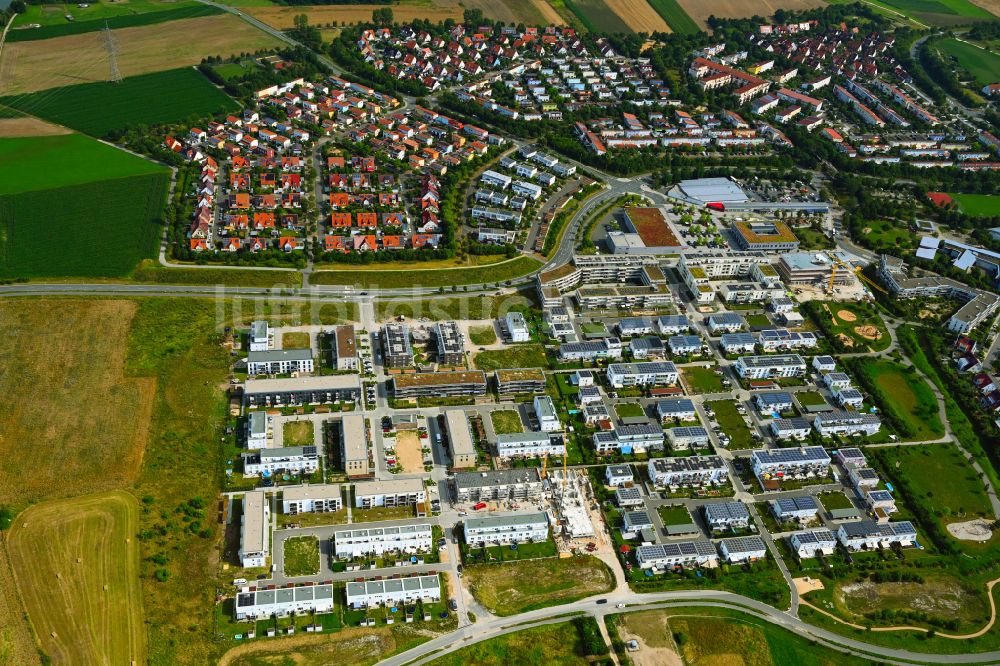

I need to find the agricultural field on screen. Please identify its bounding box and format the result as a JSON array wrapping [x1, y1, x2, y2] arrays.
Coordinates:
[[0, 14, 282, 95], [879, 0, 995, 25], [852, 360, 943, 441], [9, 1, 220, 40], [474, 344, 548, 371], [310, 256, 543, 288], [1, 68, 238, 137], [0, 134, 165, 194], [563, 0, 634, 33], [675, 0, 824, 29], [0, 300, 155, 506], [426, 621, 593, 666], [491, 409, 525, 435], [247, 2, 463, 28], [949, 193, 1000, 217], [7, 491, 145, 665], [576, 0, 670, 33], [646, 0, 700, 33], [0, 171, 168, 278], [465, 555, 614, 616], [937, 37, 1000, 87], [0, 115, 70, 137], [0, 534, 42, 666]]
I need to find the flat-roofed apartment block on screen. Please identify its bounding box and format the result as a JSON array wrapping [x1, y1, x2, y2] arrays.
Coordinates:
[[464, 512, 549, 546], [636, 540, 718, 569], [454, 468, 543, 503], [341, 412, 370, 478], [333, 523, 433, 558], [594, 423, 664, 454], [735, 354, 806, 379], [248, 320, 270, 351], [242, 375, 361, 408], [235, 584, 334, 620], [282, 484, 343, 514], [346, 574, 441, 609], [435, 321, 465, 365], [333, 324, 357, 371], [703, 501, 750, 531], [533, 395, 560, 431], [776, 252, 851, 285], [496, 431, 565, 458], [648, 455, 727, 487], [607, 361, 678, 388], [504, 311, 531, 342], [354, 478, 426, 509], [392, 370, 488, 399], [243, 446, 319, 476], [443, 409, 477, 469], [758, 329, 818, 351], [750, 446, 830, 481], [240, 490, 270, 567], [247, 411, 269, 448], [494, 368, 546, 394], [731, 221, 799, 251], [247, 348, 314, 375], [535, 253, 668, 310], [813, 410, 881, 437], [381, 323, 413, 368]]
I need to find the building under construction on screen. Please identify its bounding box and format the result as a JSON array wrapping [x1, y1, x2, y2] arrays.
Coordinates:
[[548, 469, 595, 538]]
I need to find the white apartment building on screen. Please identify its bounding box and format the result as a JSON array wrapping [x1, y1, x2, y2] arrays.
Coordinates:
[[718, 536, 767, 563], [243, 446, 319, 477], [354, 478, 426, 509], [463, 512, 549, 546], [247, 349, 315, 375], [635, 540, 718, 569], [837, 520, 917, 551], [333, 523, 433, 559], [607, 361, 679, 388], [750, 447, 831, 480], [240, 490, 270, 568], [246, 411, 269, 449], [505, 311, 531, 342], [533, 395, 561, 432], [282, 484, 343, 514], [345, 575, 441, 609], [734, 354, 806, 379], [235, 584, 335, 621], [789, 529, 837, 558], [813, 411, 882, 437], [648, 456, 727, 487], [496, 432, 565, 458], [248, 320, 270, 352]]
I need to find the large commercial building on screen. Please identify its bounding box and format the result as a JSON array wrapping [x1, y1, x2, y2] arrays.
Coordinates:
[[235, 584, 335, 620], [453, 468, 544, 503], [354, 478, 426, 509], [443, 409, 477, 469], [392, 371, 488, 399], [463, 512, 549, 546], [333, 523, 433, 558], [340, 413, 370, 478], [382, 323, 414, 368], [242, 375, 361, 408], [345, 575, 441, 609], [282, 484, 343, 514], [240, 490, 270, 568], [435, 321, 465, 365]]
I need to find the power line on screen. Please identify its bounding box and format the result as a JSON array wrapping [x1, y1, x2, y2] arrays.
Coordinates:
[[103, 21, 122, 84]]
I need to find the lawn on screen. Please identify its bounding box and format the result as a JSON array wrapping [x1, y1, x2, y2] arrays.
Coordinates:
[[311, 256, 543, 289], [376, 295, 536, 321], [465, 555, 614, 616], [950, 193, 1000, 217], [469, 324, 498, 345], [859, 219, 917, 250], [0, 68, 238, 137], [879, 0, 993, 24], [745, 313, 772, 329], [426, 620, 592, 666], [646, 0, 700, 33], [804, 301, 890, 353], [817, 491, 854, 511], [131, 261, 303, 288], [682, 365, 725, 393], [491, 409, 524, 435], [282, 332, 311, 349], [657, 504, 694, 526], [6, 491, 145, 665], [0, 172, 168, 278], [795, 391, 828, 408], [706, 400, 755, 449], [283, 536, 320, 577], [475, 344, 548, 371], [283, 420, 315, 447], [849, 360, 943, 441], [615, 402, 647, 419], [9, 2, 220, 40], [0, 134, 166, 195]]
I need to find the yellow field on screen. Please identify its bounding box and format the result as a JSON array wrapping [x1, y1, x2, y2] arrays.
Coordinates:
[[0, 14, 282, 94], [0, 117, 71, 137], [677, 0, 824, 27], [462, 0, 565, 25], [0, 300, 155, 506], [7, 491, 145, 665], [248, 3, 463, 28], [0, 539, 39, 666], [606, 0, 671, 33]]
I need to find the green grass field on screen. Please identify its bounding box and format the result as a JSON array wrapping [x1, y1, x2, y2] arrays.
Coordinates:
[[490, 410, 524, 435], [646, 0, 700, 34], [615, 402, 646, 419], [879, 0, 994, 24], [854, 360, 943, 441], [8, 2, 222, 41], [949, 193, 1000, 217], [131, 261, 303, 288], [7, 491, 145, 665], [1, 68, 237, 138], [706, 400, 755, 449], [937, 38, 1000, 88], [311, 256, 543, 289], [469, 324, 498, 345], [283, 420, 314, 446], [0, 172, 168, 279], [561, 0, 632, 33], [0, 134, 165, 195], [375, 295, 536, 321], [682, 365, 724, 393], [283, 536, 320, 576], [426, 621, 591, 666], [859, 219, 917, 250], [658, 504, 693, 526], [795, 391, 828, 408], [465, 556, 614, 616], [475, 344, 548, 371], [818, 491, 854, 510]]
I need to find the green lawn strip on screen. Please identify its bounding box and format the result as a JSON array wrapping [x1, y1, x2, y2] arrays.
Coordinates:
[[311, 256, 542, 289], [706, 400, 755, 449], [475, 344, 548, 371], [0, 135, 166, 195], [645, 0, 700, 33], [949, 193, 1000, 217], [425, 618, 601, 666], [682, 365, 724, 393], [469, 325, 498, 346], [465, 556, 614, 616], [1, 68, 238, 138], [817, 491, 854, 510], [490, 410, 524, 435], [745, 313, 771, 328], [375, 295, 536, 321], [795, 391, 828, 407], [131, 261, 302, 288], [8, 3, 221, 41], [614, 402, 646, 419], [844, 358, 943, 441], [283, 536, 320, 576], [628, 558, 790, 608], [657, 504, 694, 526]]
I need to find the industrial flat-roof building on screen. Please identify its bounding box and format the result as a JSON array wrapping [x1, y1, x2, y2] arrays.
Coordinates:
[[464, 512, 549, 546], [382, 323, 414, 368], [392, 371, 488, 399], [443, 409, 477, 469], [453, 468, 543, 503], [242, 375, 361, 408], [235, 584, 334, 620], [240, 490, 270, 568], [345, 575, 441, 609], [333, 523, 433, 558]]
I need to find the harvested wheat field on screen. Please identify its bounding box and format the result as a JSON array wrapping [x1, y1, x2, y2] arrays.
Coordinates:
[[7, 491, 145, 666], [0, 540, 39, 666], [0, 300, 155, 505], [0, 14, 281, 94], [677, 0, 823, 28], [248, 3, 463, 29], [606, 0, 671, 33], [463, 0, 565, 25], [0, 116, 71, 137]]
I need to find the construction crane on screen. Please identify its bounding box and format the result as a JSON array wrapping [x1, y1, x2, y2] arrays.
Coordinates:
[[541, 453, 547, 480], [562, 448, 568, 491], [828, 257, 888, 296]]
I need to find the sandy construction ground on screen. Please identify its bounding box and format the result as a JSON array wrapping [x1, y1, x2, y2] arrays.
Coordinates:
[[0, 116, 71, 136], [0, 14, 281, 94], [621, 611, 683, 666], [606, 0, 671, 33], [678, 0, 823, 28], [395, 429, 424, 474], [948, 518, 995, 542], [794, 576, 825, 595]]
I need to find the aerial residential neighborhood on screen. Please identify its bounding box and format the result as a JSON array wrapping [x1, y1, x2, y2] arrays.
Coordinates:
[[0, 0, 999, 664]]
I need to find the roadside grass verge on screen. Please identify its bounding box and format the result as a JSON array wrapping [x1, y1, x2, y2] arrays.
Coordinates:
[[311, 256, 542, 289]]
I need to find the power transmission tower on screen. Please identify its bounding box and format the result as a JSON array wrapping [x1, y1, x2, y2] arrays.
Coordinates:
[[103, 22, 122, 84]]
